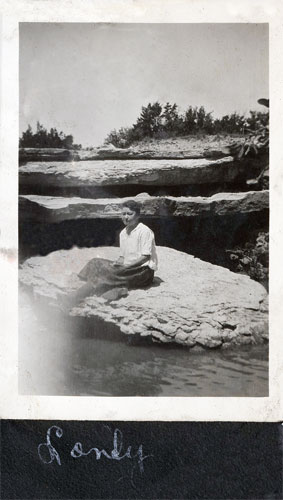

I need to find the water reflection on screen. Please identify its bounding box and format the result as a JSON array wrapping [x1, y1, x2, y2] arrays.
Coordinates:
[[67, 339, 267, 397], [19, 291, 268, 397]]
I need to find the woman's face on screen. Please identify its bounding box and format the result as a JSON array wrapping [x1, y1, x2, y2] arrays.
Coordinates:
[[121, 207, 139, 228]]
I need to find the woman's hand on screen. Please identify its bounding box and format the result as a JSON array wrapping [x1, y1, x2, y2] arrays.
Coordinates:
[[122, 255, 150, 270], [112, 257, 124, 267]]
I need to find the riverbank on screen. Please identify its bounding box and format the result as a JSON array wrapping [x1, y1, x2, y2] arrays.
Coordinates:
[[19, 290, 268, 396]]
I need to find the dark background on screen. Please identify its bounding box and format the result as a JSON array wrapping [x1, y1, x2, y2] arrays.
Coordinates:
[[1, 420, 282, 499]]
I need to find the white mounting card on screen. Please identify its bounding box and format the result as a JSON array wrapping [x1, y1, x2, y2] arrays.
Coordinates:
[[0, 0, 282, 421]]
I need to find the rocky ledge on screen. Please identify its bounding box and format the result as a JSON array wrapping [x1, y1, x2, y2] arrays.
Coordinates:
[[19, 137, 243, 163], [19, 148, 80, 164], [19, 156, 263, 189], [19, 246, 268, 349], [19, 146, 226, 163], [19, 190, 269, 223]]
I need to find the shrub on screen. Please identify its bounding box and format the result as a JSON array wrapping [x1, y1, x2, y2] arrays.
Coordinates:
[[226, 231, 269, 288], [103, 101, 269, 147], [19, 122, 82, 149]]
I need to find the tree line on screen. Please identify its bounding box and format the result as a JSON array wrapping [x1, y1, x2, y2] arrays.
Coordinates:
[[104, 102, 269, 148], [19, 122, 82, 149]]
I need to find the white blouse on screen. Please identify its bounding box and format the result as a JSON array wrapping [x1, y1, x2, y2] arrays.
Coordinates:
[[119, 222, 158, 271]]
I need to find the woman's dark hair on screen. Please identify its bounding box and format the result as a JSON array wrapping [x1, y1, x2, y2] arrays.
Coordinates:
[[122, 200, 141, 215]]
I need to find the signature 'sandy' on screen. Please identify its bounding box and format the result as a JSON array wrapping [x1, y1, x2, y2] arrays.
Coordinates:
[[38, 425, 152, 476]]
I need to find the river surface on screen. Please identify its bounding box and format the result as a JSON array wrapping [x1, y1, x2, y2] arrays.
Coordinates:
[[19, 291, 268, 397]]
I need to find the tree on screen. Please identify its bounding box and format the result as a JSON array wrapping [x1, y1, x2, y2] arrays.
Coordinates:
[[133, 102, 163, 138], [182, 106, 198, 134], [195, 106, 214, 133], [102, 100, 267, 146], [162, 103, 181, 135], [62, 135, 74, 149], [19, 124, 33, 147], [246, 110, 269, 132], [19, 123, 81, 149]]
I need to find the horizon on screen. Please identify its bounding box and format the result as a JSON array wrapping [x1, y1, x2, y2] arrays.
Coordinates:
[[20, 23, 269, 148]]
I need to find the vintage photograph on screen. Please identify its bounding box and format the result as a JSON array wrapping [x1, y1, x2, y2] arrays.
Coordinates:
[[18, 23, 269, 397]]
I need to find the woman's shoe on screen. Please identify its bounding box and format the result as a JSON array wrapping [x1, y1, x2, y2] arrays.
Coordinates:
[[100, 287, 128, 302]]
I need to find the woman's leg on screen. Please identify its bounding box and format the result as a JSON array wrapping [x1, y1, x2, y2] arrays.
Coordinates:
[[60, 281, 96, 309], [60, 263, 155, 310], [126, 266, 155, 289]]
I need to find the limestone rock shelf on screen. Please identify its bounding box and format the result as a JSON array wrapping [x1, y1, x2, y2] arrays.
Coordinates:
[[19, 140, 240, 163], [19, 190, 269, 223], [19, 148, 80, 164], [19, 147, 222, 163], [19, 157, 262, 189], [19, 246, 268, 349]]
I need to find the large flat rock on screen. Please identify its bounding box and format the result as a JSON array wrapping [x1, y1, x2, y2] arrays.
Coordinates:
[[19, 246, 268, 349], [19, 157, 261, 189], [19, 190, 269, 223], [19, 137, 243, 163], [19, 146, 224, 162], [19, 148, 80, 164], [78, 146, 228, 161]]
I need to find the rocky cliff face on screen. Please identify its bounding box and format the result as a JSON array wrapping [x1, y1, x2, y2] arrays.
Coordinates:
[[19, 246, 268, 349], [19, 190, 268, 221], [19, 157, 262, 190]]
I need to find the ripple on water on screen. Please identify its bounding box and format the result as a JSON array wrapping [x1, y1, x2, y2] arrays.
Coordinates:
[[19, 292, 268, 397], [65, 338, 268, 397]]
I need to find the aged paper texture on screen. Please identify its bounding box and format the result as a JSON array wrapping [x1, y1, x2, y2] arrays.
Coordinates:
[[0, 0, 282, 420]]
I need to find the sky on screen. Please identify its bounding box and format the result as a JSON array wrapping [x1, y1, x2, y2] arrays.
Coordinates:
[[19, 23, 268, 147]]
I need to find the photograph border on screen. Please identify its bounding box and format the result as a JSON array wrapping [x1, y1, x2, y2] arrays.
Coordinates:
[[0, 0, 282, 421]]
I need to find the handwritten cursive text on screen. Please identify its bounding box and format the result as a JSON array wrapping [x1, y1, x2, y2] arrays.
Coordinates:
[[38, 426, 151, 475]]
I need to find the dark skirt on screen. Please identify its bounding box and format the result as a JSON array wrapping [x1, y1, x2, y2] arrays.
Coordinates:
[[78, 257, 154, 291]]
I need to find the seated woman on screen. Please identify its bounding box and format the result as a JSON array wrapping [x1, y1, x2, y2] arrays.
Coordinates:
[[62, 200, 158, 307]]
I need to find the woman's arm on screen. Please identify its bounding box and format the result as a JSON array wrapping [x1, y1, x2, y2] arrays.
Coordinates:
[[122, 254, 150, 269], [112, 256, 124, 266]]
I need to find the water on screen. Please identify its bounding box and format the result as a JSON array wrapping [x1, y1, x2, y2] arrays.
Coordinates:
[[68, 340, 268, 397], [19, 291, 268, 397]]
